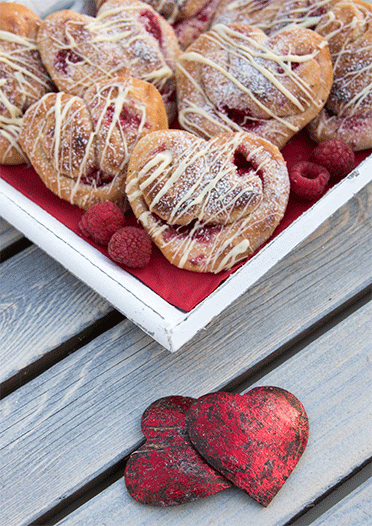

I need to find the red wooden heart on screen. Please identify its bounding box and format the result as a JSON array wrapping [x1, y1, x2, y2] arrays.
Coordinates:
[[124, 395, 232, 506], [185, 386, 309, 506]]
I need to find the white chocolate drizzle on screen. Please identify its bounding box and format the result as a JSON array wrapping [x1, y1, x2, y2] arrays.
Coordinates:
[[0, 29, 54, 162], [127, 130, 290, 273], [177, 24, 327, 139], [315, 2, 372, 118], [20, 79, 164, 208], [213, 0, 336, 34], [41, 1, 178, 97]]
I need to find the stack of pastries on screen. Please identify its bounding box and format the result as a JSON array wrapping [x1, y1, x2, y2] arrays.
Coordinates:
[[1, 0, 371, 272]]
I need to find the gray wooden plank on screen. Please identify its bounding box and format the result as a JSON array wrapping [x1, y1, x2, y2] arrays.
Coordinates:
[[0, 186, 371, 526], [312, 479, 372, 526], [0, 245, 114, 392], [0, 216, 23, 252], [310, 479, 372, 526], [53, 300, 372, 526]]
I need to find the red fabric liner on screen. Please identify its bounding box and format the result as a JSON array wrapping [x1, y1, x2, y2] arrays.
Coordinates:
[[1, 129, 370, 311]]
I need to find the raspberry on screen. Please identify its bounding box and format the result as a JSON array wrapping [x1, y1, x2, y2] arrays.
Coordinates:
[[79, 201, 126, 245], [289, 161, 330, 201], [108, 226, 152, 268], [311, 140, 355, 181]]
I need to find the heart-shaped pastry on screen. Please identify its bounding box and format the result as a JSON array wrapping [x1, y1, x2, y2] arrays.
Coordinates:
[[176, 23, 333, 149], [0, 2, 55, 165], [126, 129, 289, 273], [308, 0, 372, 151], [212, 0, 339, 35], [19, 77, 168, 210], [186, 387, 309, 507], [124, 396, 232, 506], [37, 0, 181, 119], [95, 0, 211, 24], [173, 0, 222, 49]]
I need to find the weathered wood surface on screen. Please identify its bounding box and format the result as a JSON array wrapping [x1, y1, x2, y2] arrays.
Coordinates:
[[0, 185, 371, 525], [0, 217, 23, 254], [53, 299, 372, 526], [0, 245, 115, 394], [1, 183, 371, 397], [310, 479, 372, 526], [0, 187, 371, 525]]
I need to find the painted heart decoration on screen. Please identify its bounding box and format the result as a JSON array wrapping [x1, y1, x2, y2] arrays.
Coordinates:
[[124, 396, 232, 506], [186, 386, 309, 506], [125, 387, 309, 506]]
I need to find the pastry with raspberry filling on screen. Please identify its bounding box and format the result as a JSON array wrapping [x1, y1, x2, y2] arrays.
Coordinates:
[[212, 0, 339, 35], [176, 24, 333, 149], [37, 0, 181, 120], [126, 129, 290, 273], [0, 2, 55, 164], [19, 77, 168, 210], [308, 0, 372, 151]]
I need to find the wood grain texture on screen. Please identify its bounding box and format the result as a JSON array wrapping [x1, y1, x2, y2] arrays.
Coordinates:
[[0, 245, 114, 392], [310, 479, 372, 526], [0, 186, 371, 526], [0, 217, 23, 252], [54, 300, 372, 526]]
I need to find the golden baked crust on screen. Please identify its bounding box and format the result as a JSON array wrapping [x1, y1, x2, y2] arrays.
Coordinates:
[[308, 0, 372, 150], [37, 0, 181, 120], [19, 77, 168, 210], [95, 0, 210, 23], [176, 24, 333, 149], [212, 0, 339, 34], [126, 129, 290, 273], [0, 2, 55, 164], [173, 0, 222, 49]]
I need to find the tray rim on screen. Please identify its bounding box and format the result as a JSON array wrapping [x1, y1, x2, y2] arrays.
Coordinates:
[[1, 153, 371, 351]]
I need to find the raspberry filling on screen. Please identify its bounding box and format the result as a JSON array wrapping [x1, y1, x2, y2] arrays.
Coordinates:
[[158, 216, 222, 244], [150, 143, 167, 156], [220, 106, 263, 131], [233, 145, 263, 182], [104, 104, 144, 130], [81, 167, 114, 187], [54, 49, 84, 74], [233, 148, 255, 177], [139, 10, 163, 47]]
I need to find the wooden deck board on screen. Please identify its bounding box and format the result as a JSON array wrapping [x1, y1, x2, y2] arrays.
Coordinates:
[[0, 279, 370, 524], [0, 245, 114, 392], [310, 479, 372, 526], [0, 186, 370, 525], [0, 217, 23, 254], [53, 300, 372, 526]]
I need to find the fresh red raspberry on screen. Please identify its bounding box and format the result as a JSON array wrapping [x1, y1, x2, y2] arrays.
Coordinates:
[[289, 161, 330, 201], [79, 202, 126, 245], [311, 140, 355, 181], [108, 226, 152, 268]]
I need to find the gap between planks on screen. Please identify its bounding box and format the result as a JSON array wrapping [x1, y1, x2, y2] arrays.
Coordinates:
[[29, 289, 372, 526]]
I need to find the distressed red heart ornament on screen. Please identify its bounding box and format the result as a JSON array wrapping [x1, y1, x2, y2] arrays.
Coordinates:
[[124, 395, 232, 506], [186, 386, 309, 506]]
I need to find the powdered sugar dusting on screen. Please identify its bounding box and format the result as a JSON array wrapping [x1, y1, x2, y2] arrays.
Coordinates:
[[126, 130, 290, 273], [309, 1, 372, 150], [37, 0, 181, 118], [212, 0, 338, 34], [19, 78, 168, 210], [0, 27, 55, 163], [176, 24, 333, 149]]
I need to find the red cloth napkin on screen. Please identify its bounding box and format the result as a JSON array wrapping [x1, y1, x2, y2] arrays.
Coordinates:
[[1, 130, 370, 311]]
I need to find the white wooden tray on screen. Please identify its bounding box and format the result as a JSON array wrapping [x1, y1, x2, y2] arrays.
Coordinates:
[[1, 0, 372, 351], [1, 156, 371, 351]]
